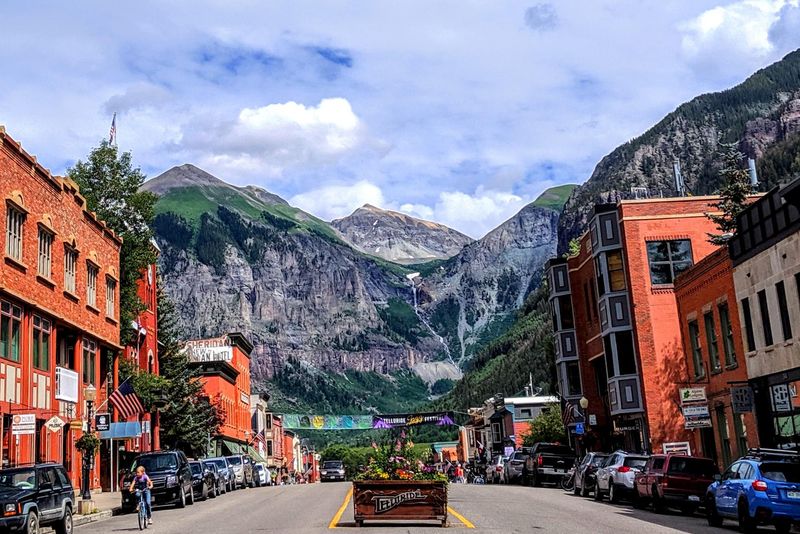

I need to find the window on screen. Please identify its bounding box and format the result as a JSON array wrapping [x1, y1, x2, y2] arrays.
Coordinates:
[[595, 258, 606, 297], [651, 457, 666, 471], [741, 297, 756, 352], [105, 277, 116, 318], [704, 312, 721, 372], [716, 405, 732, 467], [86, 264, 98, 307], [776, 281, 793, 341], [82, 338, 96, 384], [37, 228, 53, 279], [32, 315, 51, 371], [557, 296, 574, 330], [606, 250, 626, 291], [718, 303, 737, 367], [5, 205, 24, 262], [757, 289, 774, 346], [688, 320, 704, 378], [646, 239, 693, 285], [0, 300, 22, 362], [733, 414, 748, 459], [565, 361, 582, 396], [64, 248, 77, 294], [266, 440, 273, 457], [615, 331, 637, 375]]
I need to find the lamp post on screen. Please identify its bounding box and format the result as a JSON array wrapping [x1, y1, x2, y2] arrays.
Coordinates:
[[81, 384, 97, 501]]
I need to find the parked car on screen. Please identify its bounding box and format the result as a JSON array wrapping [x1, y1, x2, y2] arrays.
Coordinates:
[[574, 452, 609, 497], [189, 460, 215, 501], [225, 455, 254, 489], [205, 457, 234, 492], [486, 455, 508, 484], [121, 451, 194, 511], [594, 451, 648, 503], [706, 448, 800, 533], [202, 460, 226, 496], [634, 453, 718, 514], [523, 443, 575, 486], [320, 460, 346, 482], [253, 463, 270, 486], [0, 463, 74, 534], [504, 449, 531, 485]]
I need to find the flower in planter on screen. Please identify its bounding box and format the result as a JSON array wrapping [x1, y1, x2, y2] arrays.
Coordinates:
[[356, 431, 447, 482]]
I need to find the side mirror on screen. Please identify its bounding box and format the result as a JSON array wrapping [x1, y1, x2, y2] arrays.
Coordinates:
[[713, 474, 722, 482]]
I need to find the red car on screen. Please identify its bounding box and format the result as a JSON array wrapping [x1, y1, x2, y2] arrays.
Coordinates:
[[634, 453, 718, 515]]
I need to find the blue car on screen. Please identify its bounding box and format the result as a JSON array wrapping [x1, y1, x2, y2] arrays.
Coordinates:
[[706, 449, 800, 533]]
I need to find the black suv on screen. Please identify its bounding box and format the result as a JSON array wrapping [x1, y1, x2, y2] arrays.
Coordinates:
[[0, 463, 74, 534], [121, 451, 194, 511]]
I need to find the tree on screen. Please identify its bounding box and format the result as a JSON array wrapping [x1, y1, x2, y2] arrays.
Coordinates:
[[68, 141, 158, 344], [156, 285, 224, 456], [707, 142, 753, 245], [523, 405, 566, 446]]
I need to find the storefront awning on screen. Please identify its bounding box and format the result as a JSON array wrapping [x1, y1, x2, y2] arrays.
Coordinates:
[[218, 438, 246, 455], [99, 422, 142, 440], [247, 446, 267, 464]]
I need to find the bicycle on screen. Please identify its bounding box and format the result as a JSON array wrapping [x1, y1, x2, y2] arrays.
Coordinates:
[[560, 466, 576, 492], [134, 489, 149, 530]]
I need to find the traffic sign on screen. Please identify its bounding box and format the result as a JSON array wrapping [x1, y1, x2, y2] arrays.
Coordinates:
[[45, 416, 65, 433], [575, 422, 585, 435]]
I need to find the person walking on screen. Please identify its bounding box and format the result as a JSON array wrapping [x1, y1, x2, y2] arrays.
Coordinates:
[[455, 463, 465, 484], [129, 465, 154, 525]]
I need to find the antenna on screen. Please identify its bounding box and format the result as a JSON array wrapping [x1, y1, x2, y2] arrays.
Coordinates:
[[673, 161, 685, 197], [748, 157, 759, 191]]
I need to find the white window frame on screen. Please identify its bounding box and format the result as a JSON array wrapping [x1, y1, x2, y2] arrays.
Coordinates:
[[37, 227, 53, 279], [5, 205, 24, 261], [105, 277, 116, 318], [64, 248, 78, 294], [86, 263, 98, 307]]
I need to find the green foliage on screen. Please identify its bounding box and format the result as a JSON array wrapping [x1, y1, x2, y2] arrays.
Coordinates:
[[430, 378, 455, 396], [532, 184, 577, 211], [357, 432, 445, 481], [523, 405, 567, 446], [194, 214, 228, 273], [496, 268, 521, 308], [153, 212, 193, 249], [117, 357, 169, 413], [429, 297, 461, 355], [261, 210, 298, 231], [565, 238, 581, 259], [377, 298, 427, 344], [320, 444, 372, 479], [156, 285, 224, 457], [76, 433, 101, 455], [757, 131, 800, 186], [707, 143, 754, 245], [68, 141, 157, 345]]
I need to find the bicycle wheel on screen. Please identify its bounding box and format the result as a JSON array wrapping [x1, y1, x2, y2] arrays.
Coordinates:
[[139, 505, 146, 530]]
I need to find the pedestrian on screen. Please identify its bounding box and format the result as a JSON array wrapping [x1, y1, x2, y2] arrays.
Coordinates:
[[455, 463, 465, 484], [129, 465, 153, 526]]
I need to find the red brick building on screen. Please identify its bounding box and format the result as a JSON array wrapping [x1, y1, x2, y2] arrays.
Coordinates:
[[547, 196, 727, 454], [0, 127, 121, 489], [674, 248, 759, 468]]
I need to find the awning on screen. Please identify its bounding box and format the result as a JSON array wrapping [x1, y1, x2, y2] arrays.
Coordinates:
[[218, 438, 246, 455], [99, 422, 142, 440], [247, 446, 267, 464]]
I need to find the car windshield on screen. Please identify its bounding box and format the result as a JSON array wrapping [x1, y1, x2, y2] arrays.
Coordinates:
[[513, 452, 529, 460], [623, 457, 648, 469], [538, 445, 574, 456], [211, 459, 227, 470], [591, 455, 609, 466], [226, 457, 242, 466], [667, 457, 717, 477], [761, 463, 800, 483], [323, 461, 343, 469], [134, 454, 177, 472], [190, 463, 202, 475], [203, 462, 216, 472], [0, 469, 36, 489]]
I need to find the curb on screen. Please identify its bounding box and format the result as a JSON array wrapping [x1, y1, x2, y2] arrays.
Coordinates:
[[42, 508, 120, 532]]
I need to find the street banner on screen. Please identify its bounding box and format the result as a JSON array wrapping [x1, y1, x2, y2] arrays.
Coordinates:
[[372, 412, 455, 429], [11, 414, 35, 435], [281, 412, 457, 430], [731, 386, 754, 414], [45, 416, 65, 433], [679, 387, 707, 405]]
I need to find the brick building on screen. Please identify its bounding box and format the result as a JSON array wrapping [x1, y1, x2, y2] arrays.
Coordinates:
[[546, 196, 726, 454], [0, 127, 121, 490], [674, 248, 759, 467]]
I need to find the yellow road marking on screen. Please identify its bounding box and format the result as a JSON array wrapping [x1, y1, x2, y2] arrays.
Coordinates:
[[328, 487, 353, 529], [448, 505, 476, 529]]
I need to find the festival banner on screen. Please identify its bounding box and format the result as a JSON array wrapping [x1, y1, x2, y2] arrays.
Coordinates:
[[280, 412, 456, 430], [371, 412, 455, 429]]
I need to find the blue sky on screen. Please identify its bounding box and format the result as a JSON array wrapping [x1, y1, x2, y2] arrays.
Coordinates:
[[2, 1, 800, 237]]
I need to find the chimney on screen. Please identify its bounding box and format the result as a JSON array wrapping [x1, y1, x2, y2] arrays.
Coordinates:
[[748, 158, 759, 190]]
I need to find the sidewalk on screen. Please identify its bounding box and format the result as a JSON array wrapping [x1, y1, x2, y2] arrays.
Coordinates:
[[73, 491, 122, 528]]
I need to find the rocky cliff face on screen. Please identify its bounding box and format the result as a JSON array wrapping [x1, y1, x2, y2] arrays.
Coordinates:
[[331, 204, 473, 263], [558, 49, 800, 251]]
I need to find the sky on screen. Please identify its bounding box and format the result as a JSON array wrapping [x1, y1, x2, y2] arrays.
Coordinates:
[[2, 1, 800, 238]]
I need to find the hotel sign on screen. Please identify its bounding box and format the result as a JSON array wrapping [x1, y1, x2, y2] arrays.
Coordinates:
[[183, 336, 234, 363]]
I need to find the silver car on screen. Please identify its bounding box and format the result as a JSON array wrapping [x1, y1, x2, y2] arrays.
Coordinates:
[[486, 455, 509, 484], [594, 451, 649, 503], [503, 450, 530, 484]]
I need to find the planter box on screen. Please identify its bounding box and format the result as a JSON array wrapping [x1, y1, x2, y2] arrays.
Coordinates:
[[353, 480, 448, 527]]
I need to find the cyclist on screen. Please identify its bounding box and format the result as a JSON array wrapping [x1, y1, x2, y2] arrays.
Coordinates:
[[129, 465, 154, 525]]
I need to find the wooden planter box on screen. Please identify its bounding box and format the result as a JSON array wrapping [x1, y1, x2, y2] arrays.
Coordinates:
[[353, 480, 448, 527]]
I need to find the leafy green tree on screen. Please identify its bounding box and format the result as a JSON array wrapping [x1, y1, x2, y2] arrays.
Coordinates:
[[68, 141, 158, 344], [523, 405, 566, 446], [707, 143, 753, 245], [156, 285, 223, 456]]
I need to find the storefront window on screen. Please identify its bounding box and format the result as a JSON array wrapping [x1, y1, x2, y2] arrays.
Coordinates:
[[0, 300, 22, 362], [82, 338, 96, 384], [32, 315, 51, 371]]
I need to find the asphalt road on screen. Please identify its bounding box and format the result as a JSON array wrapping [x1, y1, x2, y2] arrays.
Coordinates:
[[75, 482, 780, 533]]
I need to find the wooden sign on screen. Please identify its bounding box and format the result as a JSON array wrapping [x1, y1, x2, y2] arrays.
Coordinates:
[[353, 480, 447, 527]]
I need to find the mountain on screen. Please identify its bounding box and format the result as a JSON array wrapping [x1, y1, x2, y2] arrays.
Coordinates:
[[558, 49, 800, 251], [331, 204, 473, 264]]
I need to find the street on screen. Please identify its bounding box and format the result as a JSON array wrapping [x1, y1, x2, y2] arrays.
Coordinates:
[[74, 482, 770, 533]]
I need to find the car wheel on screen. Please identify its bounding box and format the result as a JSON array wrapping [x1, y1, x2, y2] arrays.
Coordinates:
[[55, 507, 73, 534], [532, 472, 541, 487], [581, 477, 592, 498], [202, 483, 209, 501], [679, 504, 696, 516], [594, 484, 603, 501], [652, 487, 665, 513], [188, 484, 195, 505], [706, 495, 723, 527], [177, 486, 186, 508], [573, 479, 581, 496], [632, 490, 645, 509], [737, 499, 755, 534], [26, 511, 39, 534], [609, 483, 619, 504]]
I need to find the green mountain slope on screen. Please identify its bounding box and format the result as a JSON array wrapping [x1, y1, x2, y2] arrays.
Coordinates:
[[532, 184, 577, 211]]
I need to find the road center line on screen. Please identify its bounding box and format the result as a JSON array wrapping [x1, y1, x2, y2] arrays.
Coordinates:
[[328, 487, 354, 529], [447, 505, 476, 529]]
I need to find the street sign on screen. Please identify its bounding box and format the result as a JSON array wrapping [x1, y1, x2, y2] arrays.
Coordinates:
[[45, 416, 65, 433], [682, 404, 710, 418], [663, 441, 691, 455], [731, 386, 754, 413], [680, 387, 707, 405], [69, 420, 83, 430], [575, 422, 585, 435], [11, 414, 35, 435], [684, 418, 712, 429], [95, 413, 110, 432], [588, 414, 597, 426], [771, 384, 792, 412]]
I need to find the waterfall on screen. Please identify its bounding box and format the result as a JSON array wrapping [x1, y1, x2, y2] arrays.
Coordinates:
[[406, 273, 455, 367]]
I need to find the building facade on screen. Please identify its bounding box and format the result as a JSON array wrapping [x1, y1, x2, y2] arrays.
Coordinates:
[[674, 248, 759, 467], [729, 180, 800, 450], [0, 127, 121, 489]]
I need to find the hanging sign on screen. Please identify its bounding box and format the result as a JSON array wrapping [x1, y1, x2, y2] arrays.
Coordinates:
[[682, 405, 710, 418], [771, 384, 792, 412], [11, 414, 36, 435], [94, 413, 111, 432], [679, 387, 707, 405], [45, 416, 65, 433], [731, 386, 754, 414], [372, 412, 455, 429], [281, 411, 457, 430], [684, 418, 712, 429], [663, 442, 691, 455]]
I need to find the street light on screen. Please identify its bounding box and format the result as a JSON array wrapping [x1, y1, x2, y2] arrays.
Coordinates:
[[579, 397, 589, 410], [82, 384, 97, 501]]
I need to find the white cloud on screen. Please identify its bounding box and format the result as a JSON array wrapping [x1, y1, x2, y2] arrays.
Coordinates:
[[103, 82, 171, 115], [290, 180, 385, 221]]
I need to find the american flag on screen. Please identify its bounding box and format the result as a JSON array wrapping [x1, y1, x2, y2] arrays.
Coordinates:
[[109, 379, 144, 420], [109, 113, 117, 145], [562, 400, 575, 427]]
